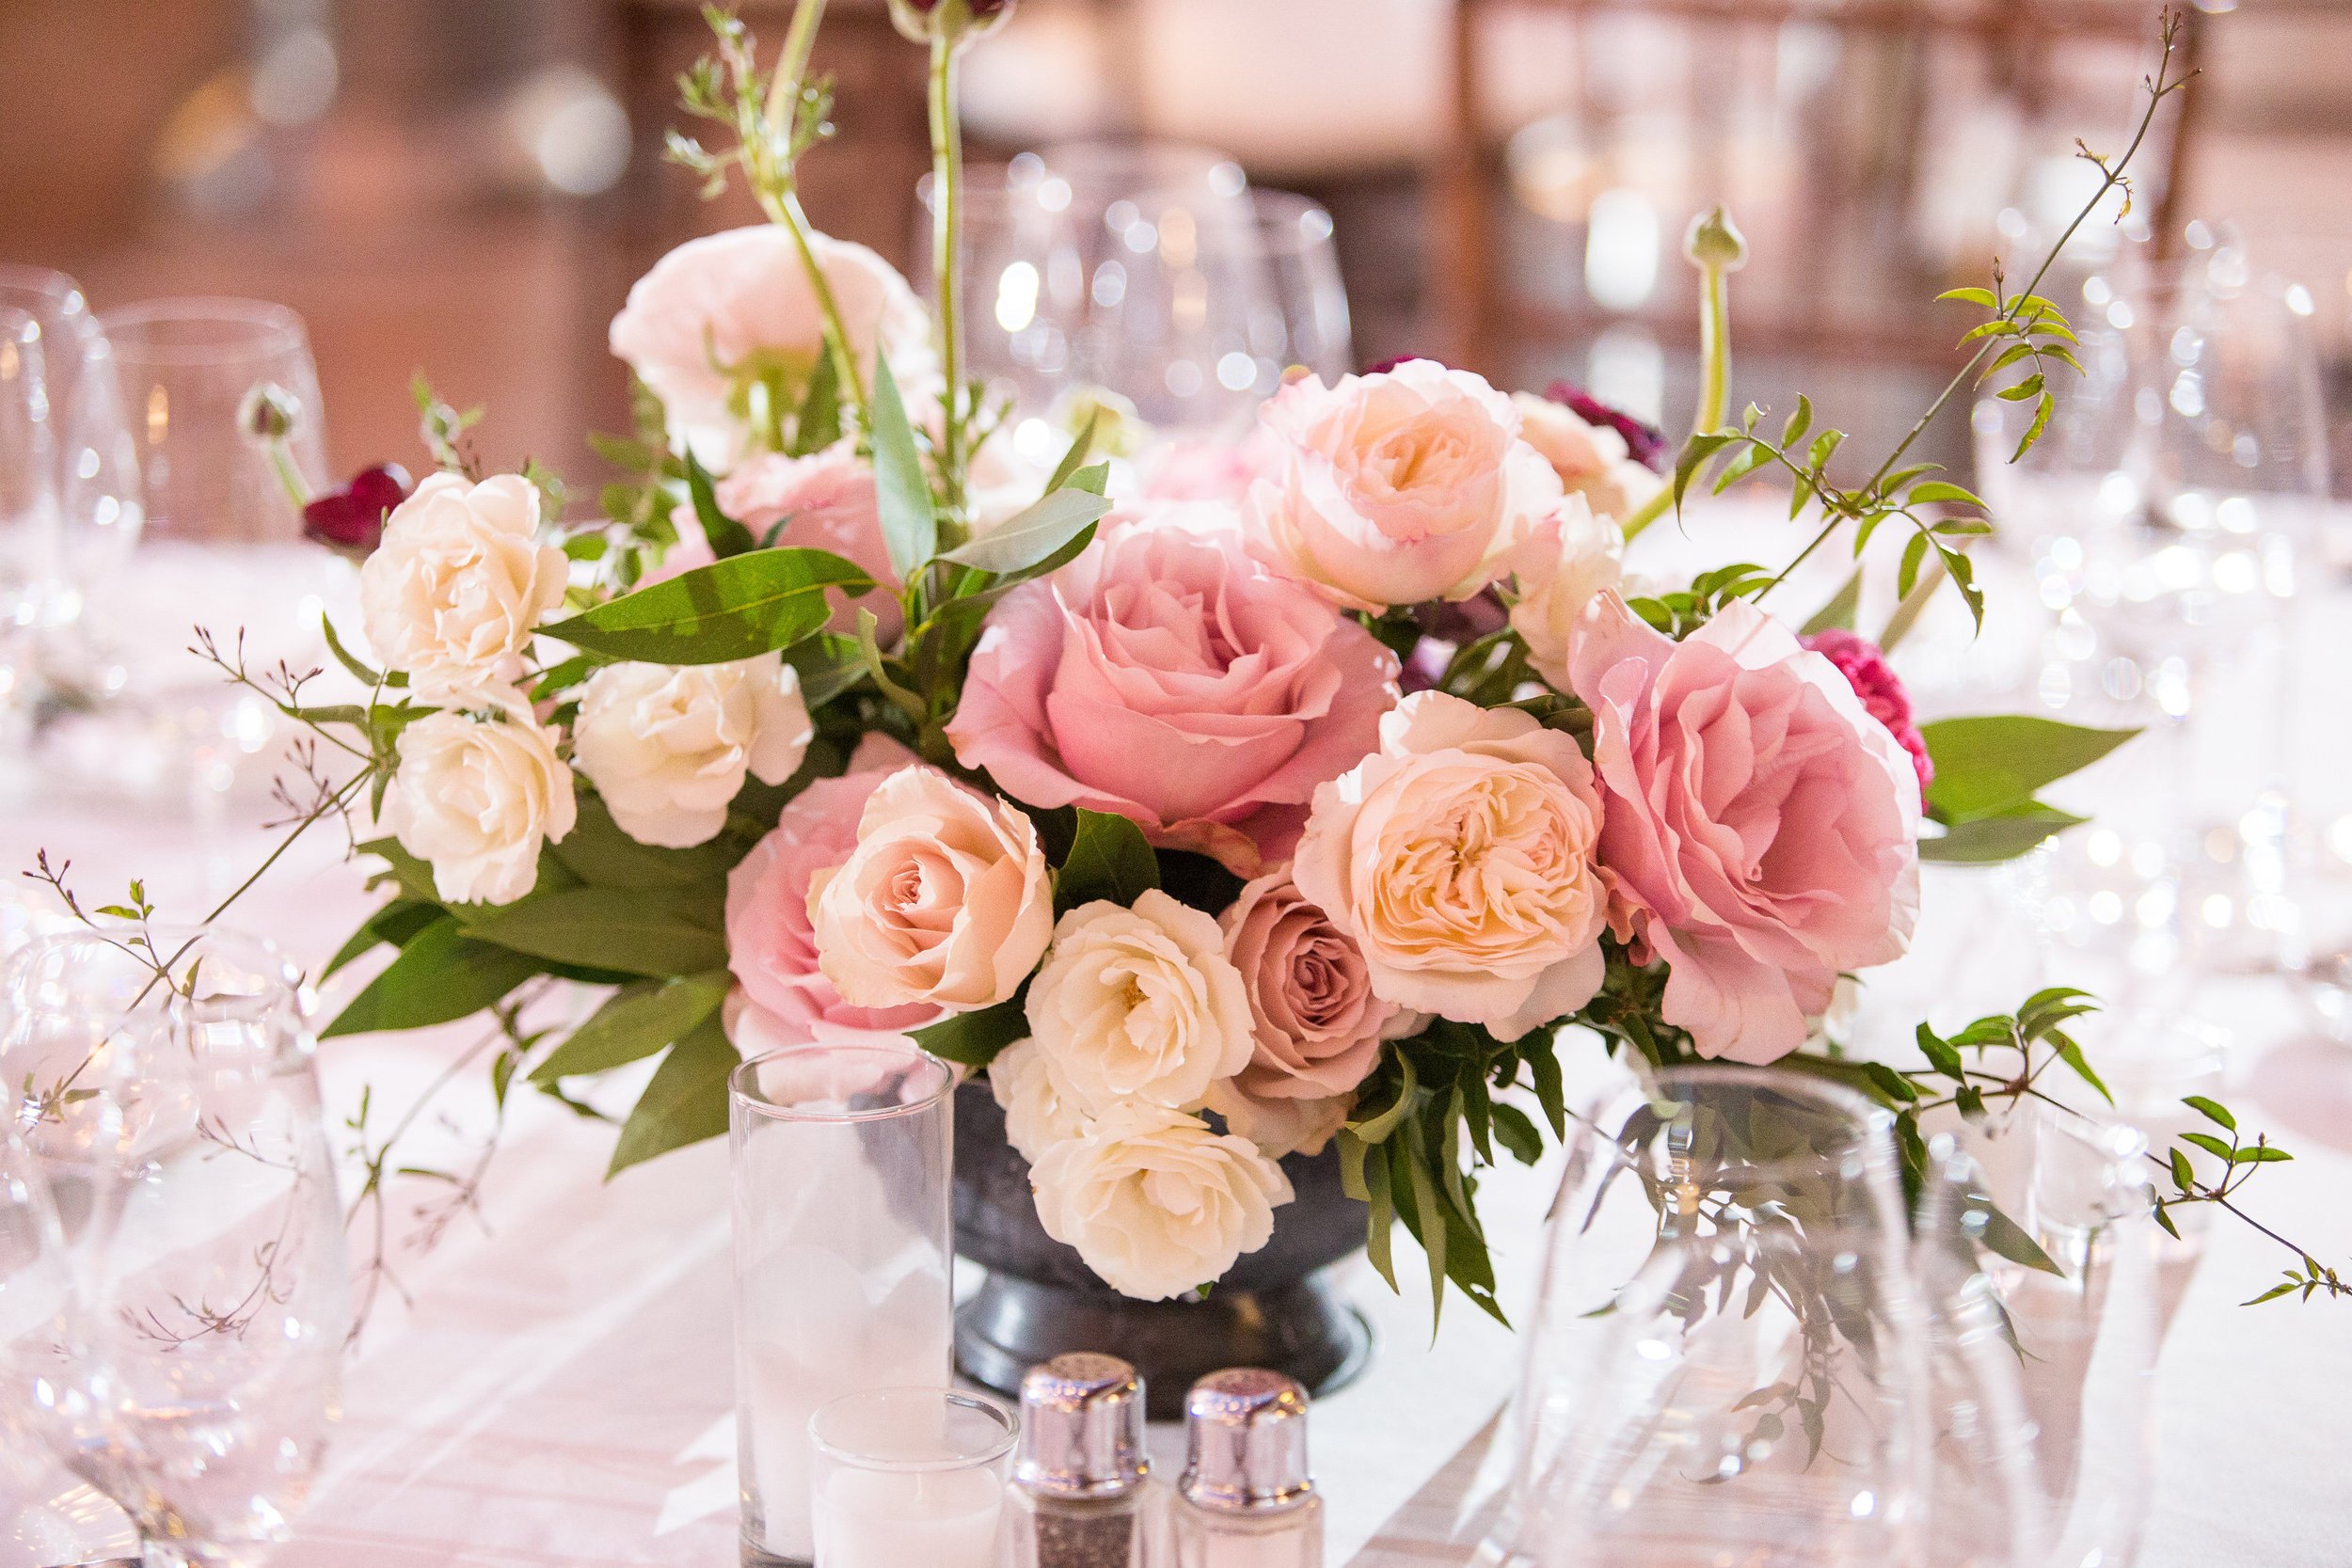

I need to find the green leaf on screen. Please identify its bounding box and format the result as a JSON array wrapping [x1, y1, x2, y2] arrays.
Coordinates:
[[939, 488, 1111, 575], [1671, 432, 1740, 506], [323, 917, 544, 1038], [1800, 567, 1864, 636], [531, 970, 731, 1084], [791, 349, 842, 457], [2236, 1143, 2294, 1164], [683, 451, 758, 558], [1066, 461, 1110, 498], [550, 794, 738, 891], [1528, 1042, 1565, 1139], [1915, 1022, 1964, 1080], [1922, 716, 2138, 825], [1055, 809, 1159, 912], [321, 615, 387, 688], [2184, 1095, 2235, 1132], [1490, 1101, 1544, 1164], [324, 900, 443, 978], [1907, 480, 1987, 510], [606, 1013, 739, 1176], [868, 357, 937, 581], [1349, 1053, 1420, 1146], [1939, 286, 1999, 309], [1363, 1140, 1397, 1291], [1919, 801, 2089, 863], [2012, 392, 2055, 464], [1972, 1193, 2065, 1276], [1996, 374, 2046, 404], [1780, 395, 1813, 450], [2245, 1282, 2300, 1306], [1044, 411, 1102, 493], [2168, 1147, 2197, 1192], [545, 547, 874, 665], [2052, 1036, 2112, 1105], [914, 998, 1027, 1068], [1338, 1128, 1371, 1200], [2181, 1132, 2237, 1163], [462, 885, 726, 978], [782, 632, 867, 709]]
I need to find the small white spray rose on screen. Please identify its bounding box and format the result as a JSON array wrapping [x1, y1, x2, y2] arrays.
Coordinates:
[[1028, 1102, 1293, 1301], [383, 690, 577, 906], [358, 472, 568, 699], [989, 1038, 1088, 1164], [571, 655, 813, 848], [1508, 493, 1625, 687]]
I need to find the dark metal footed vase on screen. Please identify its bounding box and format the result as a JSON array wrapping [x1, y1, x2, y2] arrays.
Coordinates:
[[952, 1082, 1375, 1420]]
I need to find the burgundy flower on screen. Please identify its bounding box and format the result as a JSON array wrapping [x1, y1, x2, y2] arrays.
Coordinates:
[[303, 464, 411, 556], [1803, 627, 1934, 802], [1542, 381, 1666, 473]]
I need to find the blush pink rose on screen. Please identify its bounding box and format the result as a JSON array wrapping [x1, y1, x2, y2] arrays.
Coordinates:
[[723, 735, 939, 1039], [1209, 870, 1395, 1153], [609, 226, 935, 462], [1569, 593, 1923, 1065], [666, 447, 905, 641], [1244, 358, 1562, 612], [946, 505, 1398, 874]]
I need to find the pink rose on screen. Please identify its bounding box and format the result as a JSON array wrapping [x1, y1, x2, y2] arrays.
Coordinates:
[[1569, 593, 1923, 1064], [666, 447, 905, 641], [1244, 359, 1561, 612], [1293, 691, 1608, 1041], [724, 735, 939, 1039], [609, 226, 935, 462], [1220, 869, 1393, 1100], [1802, 628, 1934, 803], [1143, 426, 1281, 506], [946, 505, 1398, 874]]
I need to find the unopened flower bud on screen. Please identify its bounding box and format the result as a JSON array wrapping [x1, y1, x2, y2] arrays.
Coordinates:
[[1684, 206, 1748, 272], [888, 0, 1015, 45], [240, 382, 304, 441]]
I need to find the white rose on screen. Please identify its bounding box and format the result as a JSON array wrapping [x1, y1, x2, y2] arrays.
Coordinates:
[[571, 655, 813, 848], [1509, 494, 1625, 686], [1510, 390, 1667, 524], [358, 472, 567, 699], [1025, 891, 1255, 1116], [989, 1038, 1087, 1164], [809, 766, 1054, 1012], [382, 690, 577, 906], [1028, 1103, 1294, 1300]]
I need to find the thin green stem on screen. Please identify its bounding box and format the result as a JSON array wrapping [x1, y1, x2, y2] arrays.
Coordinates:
[[1694, 262, 1732, 438], [763, 0, 829, 135], [1877, 552, 1946, 653], [928, 19, 968, 518]]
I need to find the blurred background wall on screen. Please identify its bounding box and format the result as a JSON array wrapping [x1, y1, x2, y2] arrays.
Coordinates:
[[4, 0, 2347, 489]]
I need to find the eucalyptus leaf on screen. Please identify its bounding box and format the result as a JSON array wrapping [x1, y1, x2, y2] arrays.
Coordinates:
[[1922, 715, 2137, 825], [868, 357, 937, 581], [940, 488, 1111, 575], [606, 1013, 739, 1176], [550, 795, 738, 891], [462, 885, 727, 978], [531, 970, 731, 1085], [322, 917, 544, 1038], [1918, 801, 2088, 863]]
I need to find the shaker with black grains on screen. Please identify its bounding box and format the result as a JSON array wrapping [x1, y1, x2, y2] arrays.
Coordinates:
[[1008, 1353, 1161, 1568]]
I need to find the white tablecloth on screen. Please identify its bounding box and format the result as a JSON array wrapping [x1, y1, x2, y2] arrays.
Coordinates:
[[4, 520, 2349, 1566]]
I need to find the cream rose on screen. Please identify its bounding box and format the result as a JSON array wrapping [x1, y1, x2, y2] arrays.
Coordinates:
[[358, 473, 567, 699], [808, 766, 1054, 1012], [1511, 390, 1668, 524], [382, 691, 577, 906], [1025, 891, 1255, 1116], [1244, 359, 1562, 612], [1203, 1080, 1353, 1161], [571, 655, 813, 848], [1294, 691, 1608, 1040], [1028, 1103, 1294, 1300], [1509, 494, 1625, 688], [988, 1038, 1087, 1164]]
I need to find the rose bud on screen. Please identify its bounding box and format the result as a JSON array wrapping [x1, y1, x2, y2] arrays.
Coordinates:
[[302, 463, 412, 557], [887, 0, 1014, 43]]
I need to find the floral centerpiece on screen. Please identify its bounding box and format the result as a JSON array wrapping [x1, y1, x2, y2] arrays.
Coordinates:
[[29, 3, 2344, 1370]]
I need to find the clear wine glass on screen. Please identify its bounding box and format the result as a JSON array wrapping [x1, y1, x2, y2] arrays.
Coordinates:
[[1246, 189, 1354, 389], [0, 927, 350, 1567], [1, 308, 56, 719], [1472, 1066, 1931, 1568]]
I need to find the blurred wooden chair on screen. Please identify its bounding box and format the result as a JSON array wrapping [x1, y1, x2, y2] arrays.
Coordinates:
[[1435, 0, 2212, 385]]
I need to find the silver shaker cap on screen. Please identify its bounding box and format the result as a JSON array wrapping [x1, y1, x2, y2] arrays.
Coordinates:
[[1016, 1354, 1149, 1497], [1179, 1369, 1314, 1513]]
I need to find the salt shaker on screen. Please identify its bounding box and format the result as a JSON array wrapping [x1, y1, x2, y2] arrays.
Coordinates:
[[1169, 1370, 1324, 1568], [1009, 1354, 1158, 1568]]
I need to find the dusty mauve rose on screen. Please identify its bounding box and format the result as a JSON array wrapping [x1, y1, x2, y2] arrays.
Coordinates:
[[1802, 628, 1934, 802], [1028, 1103, 1292, 1300], [664, 446, 905, 639], [1024, 891, 1256, 1115], [1215, 869, 1393, 1135], [358, 473, 567, 699], [1570, 593, 1922, 1064], [1293, 691, 1609, 1040], [609, 227, 934, 461], [808, 765, 1054, 1013], [725, 736, 943, 1039], [946, 506, 1397, 874], [1511, 389, 1667, 525], [1245, 359, 1562, 612]]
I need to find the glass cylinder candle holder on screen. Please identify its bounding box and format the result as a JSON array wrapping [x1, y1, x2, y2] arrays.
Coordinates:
[[810, 1386, 1019, 1568], [731, 1040, 957, 1567]]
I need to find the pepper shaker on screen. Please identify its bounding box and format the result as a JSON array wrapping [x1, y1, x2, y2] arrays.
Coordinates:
[[1008, 1354, 1159, 1568], [1169, 1370, 1323, 1568]]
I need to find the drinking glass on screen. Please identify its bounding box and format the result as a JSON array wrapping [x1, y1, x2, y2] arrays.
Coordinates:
[[0, 309, 56, 715], [731, 1037, 957, 1567], [808, 1386, 1017, 1568], [1920, 1106, 2161, 1568], [0, 927, 350, 1567], [1247, 189, 1353, 388], [94, 299, 326, 546], [1472, 1066, 1930, 1568], [0, 265, 137, 628]]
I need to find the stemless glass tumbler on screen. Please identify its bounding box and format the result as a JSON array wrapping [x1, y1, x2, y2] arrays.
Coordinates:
[[0, 927, 350, 1568], [809, 1386, 1017, 1568], [731, 1038, 957, 1567], [1476, 1066, 1931, 1568]]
